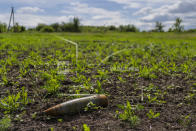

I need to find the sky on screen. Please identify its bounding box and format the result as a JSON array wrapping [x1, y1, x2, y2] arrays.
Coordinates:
[[0, 0, 196, 30]]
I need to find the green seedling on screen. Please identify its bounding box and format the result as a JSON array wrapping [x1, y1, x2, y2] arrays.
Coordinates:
[[147, 94, 166, 104], [1, 75, 8, 85], [42, 78, 60, 94], [0, 87, 29, 113], [0, 115, 11, 131], [41, 71, 61, 95], [58, 119, 63, 123], [70, 73, 87, 83], [139, 65, 157, 79], [116, 101, 140, 127], [177, 115, 192, 127], [96, 69, 108, 80], [147, 109, 160, 119], [50, 127, 54, 131], [21, 87, 29, 106], [31, 112, 37, 119], [184, 93, 195, 102], [84, 101, 101, 112], [118, 76, 125, 83], [95, 80, 104, 94], [147, 94, 158, 103], [0, 92, 21, 113], [83, 124, 90, 131]]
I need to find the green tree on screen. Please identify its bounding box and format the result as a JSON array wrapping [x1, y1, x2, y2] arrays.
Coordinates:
[[73, 17, 80, 32], [108, 25, 116, 31], [59, 17, 81, 32], [125, 25, 139, 32], [13, 23, 21, 32], [36, 23, 47, 31], [168, 28, 173, 32], [119, 25, 125, 32], [50, 23, 61, 32], [60, 22, 73, 32], [20, 26, 26, 32], [173, 17, 184, 32], [40, 26, 54, 32], [12, 23, 26, 32], [118, 25, 139, 32], [0, 22, 7, 33], [155, 21, 164, 32]]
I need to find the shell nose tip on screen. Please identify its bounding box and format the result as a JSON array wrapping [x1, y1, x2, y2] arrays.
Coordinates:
[[99, 94, 108, 107]]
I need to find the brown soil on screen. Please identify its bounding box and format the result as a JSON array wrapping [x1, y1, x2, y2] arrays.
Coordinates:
[[1, 67, 195, 131]]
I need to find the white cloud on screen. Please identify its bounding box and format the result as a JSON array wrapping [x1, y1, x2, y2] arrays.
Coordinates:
[[0, 2, 129, 27], [140, 1, 196, 22], [0, 12, 74, 27], [107, 0, 142, 8], [0, 14, 9, 23], [108, 0, 179, 4], [133, 7, 152, 16], [5, 0, 69, 5], [0, 1, 130, 27], [15, 14, 74, 27], [169, 1, 196, 13], [136, 0, 196, 30], [141, 13, 174, 22], [17, 7, 44, 14], [61, 2, 129, 26], [69, 2, 121, 18], [0, 1, 130, 28], [123, 2, 141, 9], [107, 0, 179, 9]]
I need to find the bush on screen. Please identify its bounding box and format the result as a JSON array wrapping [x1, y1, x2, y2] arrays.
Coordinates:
[[0, 22, 7, 33], [60, 17, 81, 32], [73, 17, 80, 32], [168, 28, 173, 32], [36, 23, 47, 31], [40, 26, 54, 32], [108, 25, 117, 31], [186, 29, 196, 33], [172, 17, 184, 32], [125, 25, 139, 32], [27, 28, 36, 32], [20, 26, 26, 32], [50, 23, 61, 32], [0, 116, 11, 130], [12, 23, 26, 32], [154, 21, 164, 32], [118, 25, 139, 32], [60, 22, 74, 32]]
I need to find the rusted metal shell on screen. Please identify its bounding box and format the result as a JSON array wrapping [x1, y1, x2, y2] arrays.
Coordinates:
[[43, 94, 108, 116]]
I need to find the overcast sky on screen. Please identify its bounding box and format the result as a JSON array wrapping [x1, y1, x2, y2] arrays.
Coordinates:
[[0, 0, 196, 30]]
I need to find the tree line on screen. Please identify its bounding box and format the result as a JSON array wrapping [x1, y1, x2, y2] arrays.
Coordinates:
[[0, 17, 196, 33], [152, 17, 185, 32]]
